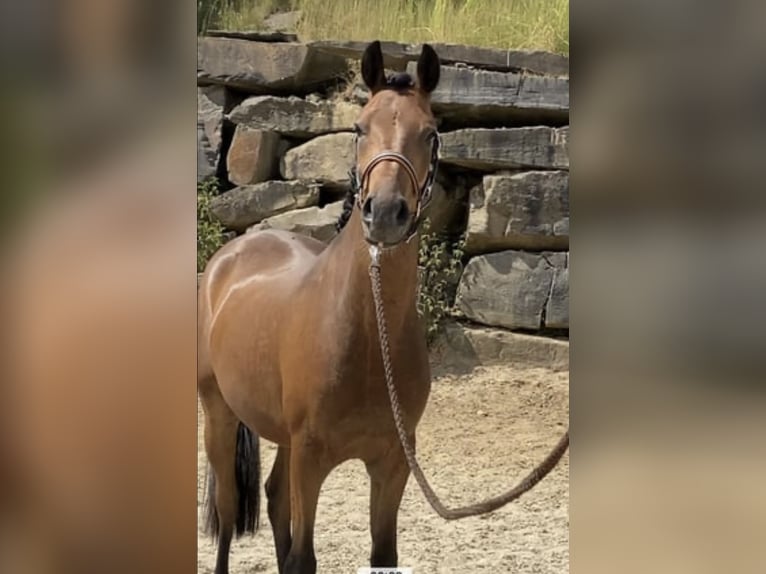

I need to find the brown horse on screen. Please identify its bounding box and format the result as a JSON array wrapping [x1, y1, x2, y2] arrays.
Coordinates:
[[199, 41, 440, 574]]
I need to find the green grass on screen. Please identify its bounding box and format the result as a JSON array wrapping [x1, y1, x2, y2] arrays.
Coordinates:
[[199, 0, 292, 34], [200, 0, 569, 54], [220, 0, 293, 32]]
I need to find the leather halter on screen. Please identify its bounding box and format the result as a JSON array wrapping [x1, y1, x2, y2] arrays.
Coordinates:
[[349, 132, 440, 244]]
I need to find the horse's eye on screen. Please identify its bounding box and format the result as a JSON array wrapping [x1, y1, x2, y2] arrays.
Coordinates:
[[353, 123, 365, 137], [424, 129, 437, 142]]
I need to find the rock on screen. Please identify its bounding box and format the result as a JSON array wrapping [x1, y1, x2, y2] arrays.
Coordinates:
[[432, 320, 569, 372], [198, 125, 217, 182], [545, 264, 569, 329], [197, 86, 226, 181], [406, 62, 568, 125], [228, 96, 361, 137], [349, 83, 370, 105], [248, 201, 344, 243], [206, 30, 298, 42], [209, 181, 320, 231], [440, 127, 568, 171], [198, 38, 348, 93], [226, 126, 282, 186], [262, 10, 302, 33], [466, 171, 569, 253], [423, 175, 470, 238], [342, 68, 408, 105], [456, 250, 568, 330], [310, 40, 568, 76], [280, 133, 355, 187]]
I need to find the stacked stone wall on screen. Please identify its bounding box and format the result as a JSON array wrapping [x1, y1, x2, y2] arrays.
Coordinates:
[[198, 35, 569, 349]]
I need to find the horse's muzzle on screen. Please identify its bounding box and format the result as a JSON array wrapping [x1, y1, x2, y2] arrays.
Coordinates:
[[361, 194, 412, 246]]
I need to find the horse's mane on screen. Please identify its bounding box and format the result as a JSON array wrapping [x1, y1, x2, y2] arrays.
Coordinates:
[[335, 187, 357, 233], [335, 73, 416, 234]]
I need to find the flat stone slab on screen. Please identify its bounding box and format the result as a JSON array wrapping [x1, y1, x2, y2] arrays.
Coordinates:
[[198, 38, 348, 93], [248, 201, 344, 243], [440, 127, 569, 171], [228, 96, 361, 137], [310, 40, 568, 76], [456, 250, 568, 330], [280, 132, 355, 187], [406, 62, 568, 125], [545, 265, 569, 329], [205, 30, 298, 42], [433, 320, 569, 372], [210, 180, 320, 231], [466, 171, 569, 253]]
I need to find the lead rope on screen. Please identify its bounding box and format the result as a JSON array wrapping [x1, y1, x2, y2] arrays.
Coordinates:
[[368, 245, 570, 520]]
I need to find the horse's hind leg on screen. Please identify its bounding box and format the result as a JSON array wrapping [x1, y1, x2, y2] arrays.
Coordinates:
[[366, 440, 411, 567], [200, 377, 255, 574], [265, 446, 291, 573]]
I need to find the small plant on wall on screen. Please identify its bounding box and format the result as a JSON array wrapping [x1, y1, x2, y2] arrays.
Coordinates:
[[197, 177, 225, 272], [417, 219, 466, 346]]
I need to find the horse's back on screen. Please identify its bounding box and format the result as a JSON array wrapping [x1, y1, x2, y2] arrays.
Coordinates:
[[201, 230, 325, 314]]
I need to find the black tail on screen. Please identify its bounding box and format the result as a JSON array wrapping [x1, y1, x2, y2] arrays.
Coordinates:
[[204, 422, 261, 539]]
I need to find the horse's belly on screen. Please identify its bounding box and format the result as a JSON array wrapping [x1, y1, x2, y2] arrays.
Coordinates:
[[215, 366, 290, 445]]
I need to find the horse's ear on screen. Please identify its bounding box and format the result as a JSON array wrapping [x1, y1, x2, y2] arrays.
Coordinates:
[[417, 43, 440, 94], [361, 40, 386, 93]]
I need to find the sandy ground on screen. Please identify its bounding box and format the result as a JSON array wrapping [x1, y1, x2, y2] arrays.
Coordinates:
[[197, 364, 569, 573]]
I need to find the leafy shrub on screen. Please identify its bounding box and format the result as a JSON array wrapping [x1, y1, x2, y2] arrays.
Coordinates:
[[198, 178, 225, 272], [417, 220, 466, 345]]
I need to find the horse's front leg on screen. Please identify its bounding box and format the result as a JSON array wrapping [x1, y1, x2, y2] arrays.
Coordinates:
[[283, 434, 331, 574], [366, 438, 412, 567]]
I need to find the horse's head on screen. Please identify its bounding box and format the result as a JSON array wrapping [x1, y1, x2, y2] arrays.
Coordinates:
[[353, 41, 441, 247]]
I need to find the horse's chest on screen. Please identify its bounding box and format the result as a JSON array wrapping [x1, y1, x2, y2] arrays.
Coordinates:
[[319, 369, 430, 438], [282, 314, 431, 450]]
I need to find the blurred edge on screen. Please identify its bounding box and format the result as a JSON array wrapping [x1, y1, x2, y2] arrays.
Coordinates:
[[0, 1, 197, 573], [573, 0, 766, 572], [1, 0, 766, 573]]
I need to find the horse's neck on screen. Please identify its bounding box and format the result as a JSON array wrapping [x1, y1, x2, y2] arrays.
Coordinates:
[[321, 208, 420, 337]]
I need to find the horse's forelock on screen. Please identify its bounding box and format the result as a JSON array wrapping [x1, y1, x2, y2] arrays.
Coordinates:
[[385, 72, 414, 91]]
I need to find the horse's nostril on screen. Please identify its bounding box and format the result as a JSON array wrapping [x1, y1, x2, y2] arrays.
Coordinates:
[[395, 199, 409, 225], [362, 197, 373, 222]]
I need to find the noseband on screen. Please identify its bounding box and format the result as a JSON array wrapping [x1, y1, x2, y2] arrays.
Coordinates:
[[349, 132, 440, 244]]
